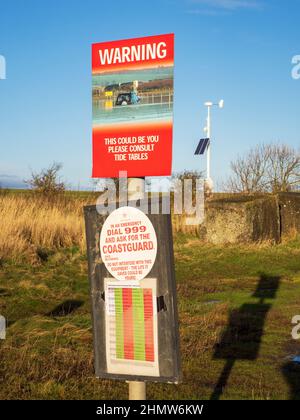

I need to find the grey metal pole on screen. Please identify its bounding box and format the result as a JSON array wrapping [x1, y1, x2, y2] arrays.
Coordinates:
[[129, 380, 146, 400], [206, 105, 211, 181], [127, 176, 146, 400]]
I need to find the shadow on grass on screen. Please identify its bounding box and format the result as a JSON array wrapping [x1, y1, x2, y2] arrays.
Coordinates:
[[211, 274, 281, 400], [0, 288, 10, 296], [45, 300, 84, 317], [282, 361, 300, 400]]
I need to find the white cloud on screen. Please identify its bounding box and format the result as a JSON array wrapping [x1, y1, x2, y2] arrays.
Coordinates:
[[189, 0, 263, 12], [187, 8, 228, 15]]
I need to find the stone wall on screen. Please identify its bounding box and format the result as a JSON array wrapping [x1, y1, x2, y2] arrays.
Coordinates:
[[278, 193, 300, 238], [202, 193, 300, 244]]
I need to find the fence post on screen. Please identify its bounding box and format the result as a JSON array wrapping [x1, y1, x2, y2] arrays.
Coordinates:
[[127, 176, 146, 400]]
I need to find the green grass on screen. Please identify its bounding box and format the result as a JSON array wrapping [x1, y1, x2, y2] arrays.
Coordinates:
[[1, 235, 300, 399]]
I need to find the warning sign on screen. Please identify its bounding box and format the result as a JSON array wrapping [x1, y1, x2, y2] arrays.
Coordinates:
[[92, 33, 174, 178], [100, 207, 157, 282]]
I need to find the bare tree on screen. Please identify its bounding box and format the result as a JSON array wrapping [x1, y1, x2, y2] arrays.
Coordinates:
[[266, 144, 300, 192], [172, 170, 204, 185], [226, 144, 300, 193], [226, 145, 270, 193], [171, 170, 205, 203], [25, 162, 65, 195]]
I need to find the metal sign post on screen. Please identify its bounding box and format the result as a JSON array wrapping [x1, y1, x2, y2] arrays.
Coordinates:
[[88, 33, 180, 401], [128, 177, 146, 400], [203, 99, 224, 193], [129, 381, 146, 400]]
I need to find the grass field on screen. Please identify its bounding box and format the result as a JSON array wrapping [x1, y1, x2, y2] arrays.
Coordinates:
[[0, 192, 300, 399]]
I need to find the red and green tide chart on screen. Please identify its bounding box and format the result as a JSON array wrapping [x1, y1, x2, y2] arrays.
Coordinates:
[[105, 279, 159, 376], [101, 207, 159, 377]]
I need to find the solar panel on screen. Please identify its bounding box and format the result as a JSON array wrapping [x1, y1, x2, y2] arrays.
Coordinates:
[[195, 142, 202, 155], [194, 138, 210, 155]]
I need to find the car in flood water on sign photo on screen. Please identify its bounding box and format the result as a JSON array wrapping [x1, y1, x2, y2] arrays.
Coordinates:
[[115, 92, 141, 106]]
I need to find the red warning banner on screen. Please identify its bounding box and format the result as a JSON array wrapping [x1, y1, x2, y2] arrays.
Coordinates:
[[92, 34, 174, 178]]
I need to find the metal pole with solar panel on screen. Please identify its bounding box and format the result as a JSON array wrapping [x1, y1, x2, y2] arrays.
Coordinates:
[[195, 99, 224, 194]]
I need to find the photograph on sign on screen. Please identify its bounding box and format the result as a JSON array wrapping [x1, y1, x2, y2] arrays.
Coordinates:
[[100, 206, 157, 282], [105, 278, 159, 377], [92, 33, 174, 177]]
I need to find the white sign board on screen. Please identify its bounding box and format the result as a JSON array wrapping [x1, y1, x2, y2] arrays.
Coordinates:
[[104, 278, 159, 377]]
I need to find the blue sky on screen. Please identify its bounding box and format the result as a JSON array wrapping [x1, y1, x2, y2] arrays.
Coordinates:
[[0, 0, 299, 189]]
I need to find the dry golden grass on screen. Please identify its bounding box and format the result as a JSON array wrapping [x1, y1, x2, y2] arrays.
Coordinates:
[[0, 194, 90, 263], [0, 192, 198, 263], [172, 214, 200, 236], [0, 212, 299, 399]]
